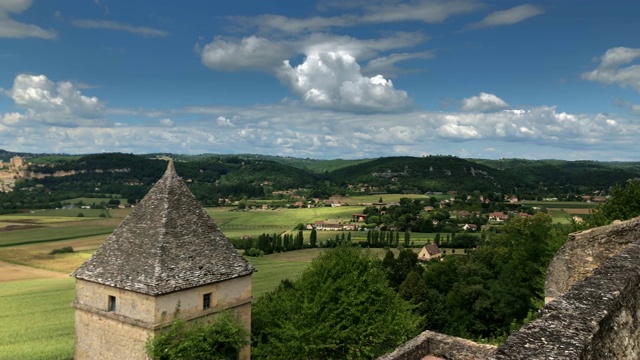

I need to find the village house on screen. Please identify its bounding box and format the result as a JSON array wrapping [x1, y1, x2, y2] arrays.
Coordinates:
[[462, 223, 478, 231], [342, 224, 359, 231], [489, 211, 509, 222], [321, 223, 343, 231], [418, 243, 442, 262], [352, 213, 367, 222]]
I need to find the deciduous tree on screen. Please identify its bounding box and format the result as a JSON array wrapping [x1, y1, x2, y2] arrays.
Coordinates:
[[252, 245, 419, 359]]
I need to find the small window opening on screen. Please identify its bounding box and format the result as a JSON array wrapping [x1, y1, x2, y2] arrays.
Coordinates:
[[108, 295, 116, 312], [203, 293, 211, 310]]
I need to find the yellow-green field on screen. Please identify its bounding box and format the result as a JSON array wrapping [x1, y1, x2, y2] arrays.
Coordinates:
[[0, 208, 351, 360], [0, 278, 75, 360], [208, 206, 364, 227]]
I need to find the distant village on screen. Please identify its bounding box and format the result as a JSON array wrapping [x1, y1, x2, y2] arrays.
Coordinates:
[[0, 156, 78, 192], [0, 156, 27, 192]]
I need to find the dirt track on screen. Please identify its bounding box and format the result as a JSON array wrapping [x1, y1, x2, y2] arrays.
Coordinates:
[[0, 260, 69, 282]]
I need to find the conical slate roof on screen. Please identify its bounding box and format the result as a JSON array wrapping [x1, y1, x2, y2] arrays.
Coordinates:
[[72, 161, 255, 295]]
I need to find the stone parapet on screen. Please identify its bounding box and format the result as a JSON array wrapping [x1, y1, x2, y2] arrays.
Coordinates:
[[545, 217, 640, 303], [494, 242, 640, 359], [378, 330, 496, 360]]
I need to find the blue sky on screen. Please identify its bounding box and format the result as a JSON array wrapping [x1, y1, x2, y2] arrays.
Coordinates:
[[1, 0, 640, 160]]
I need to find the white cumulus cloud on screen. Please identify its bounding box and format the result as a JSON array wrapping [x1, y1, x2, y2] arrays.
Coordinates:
[[0, 0, 57, 39], [199, 36, 290, 71], [277, 51, 411, 112], [461, 92, 509, 112], [159, 118, 174, 126], [582, 47, 640, 92], [3, 102, 640, 161], [3, 74, 106, 127]]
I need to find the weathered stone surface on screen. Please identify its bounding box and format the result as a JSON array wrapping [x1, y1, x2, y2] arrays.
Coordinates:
[[387, 216, 640, 359], [545, 217, 640, 303], [378, 330, 496, 360], [494, 242, 640, 359]]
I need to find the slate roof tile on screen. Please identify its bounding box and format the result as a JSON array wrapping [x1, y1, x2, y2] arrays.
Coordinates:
[[71, 161, 255, 295]]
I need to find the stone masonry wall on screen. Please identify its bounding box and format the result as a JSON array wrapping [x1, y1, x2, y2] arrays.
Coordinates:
[[378, 330, 496, 360], [545, 217, 640, 303], [383, 217, 640, 359], [493, 242, 640, 359]]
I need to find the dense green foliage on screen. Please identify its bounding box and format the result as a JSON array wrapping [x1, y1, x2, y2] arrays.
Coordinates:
[[4, 151, 640, 214], [146, 312, 249, 360], [252, 245, 419, 359], [404, 213, 569, 341], [329, 156, 506, 193], [589, 179, 640, 226], [473, 158, 640, 199], [210, 153, 373, 173]]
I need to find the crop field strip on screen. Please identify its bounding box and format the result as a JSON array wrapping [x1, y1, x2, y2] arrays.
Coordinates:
[[0, 278, 75, 360]]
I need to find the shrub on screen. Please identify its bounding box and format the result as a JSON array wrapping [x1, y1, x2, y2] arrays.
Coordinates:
[[146, 312, 248, 360], [244, 248, 264, 257], [49, 246, 74, 255]]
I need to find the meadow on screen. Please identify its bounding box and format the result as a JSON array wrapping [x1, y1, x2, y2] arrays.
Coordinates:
[[0, 279, 75, 360]]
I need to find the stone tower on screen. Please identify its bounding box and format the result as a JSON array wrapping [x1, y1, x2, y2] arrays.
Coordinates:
[[71, 161, 255, 360]]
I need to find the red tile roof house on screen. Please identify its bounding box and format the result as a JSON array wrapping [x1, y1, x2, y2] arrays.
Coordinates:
[[489, 212, 509, 222]]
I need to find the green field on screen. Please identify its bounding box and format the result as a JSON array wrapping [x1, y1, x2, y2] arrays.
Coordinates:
[[208, 206, 365, 229], [249, 249, 322, 298], [27, 208, 111, 218], [0, 278, 75, 360], [0, 247, 318, 359], [521, 201, 598, 209], [0, 222, 116, 247]]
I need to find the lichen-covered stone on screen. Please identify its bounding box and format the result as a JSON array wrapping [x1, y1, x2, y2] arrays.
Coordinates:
[[545, 217, 640, 302], [494, 242, 640, 359], [378, 330, 496, 360]]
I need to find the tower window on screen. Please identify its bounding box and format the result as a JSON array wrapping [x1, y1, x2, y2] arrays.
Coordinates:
[[203, 293, 211, 310], [108, 295, 116, 312]]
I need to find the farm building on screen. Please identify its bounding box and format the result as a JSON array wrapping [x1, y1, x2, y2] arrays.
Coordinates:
[[71, 160, 254, 360], [418, 243, 442, 262]]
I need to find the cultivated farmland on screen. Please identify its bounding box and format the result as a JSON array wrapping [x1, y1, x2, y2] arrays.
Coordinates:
[[0, 199, 596, 358]]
